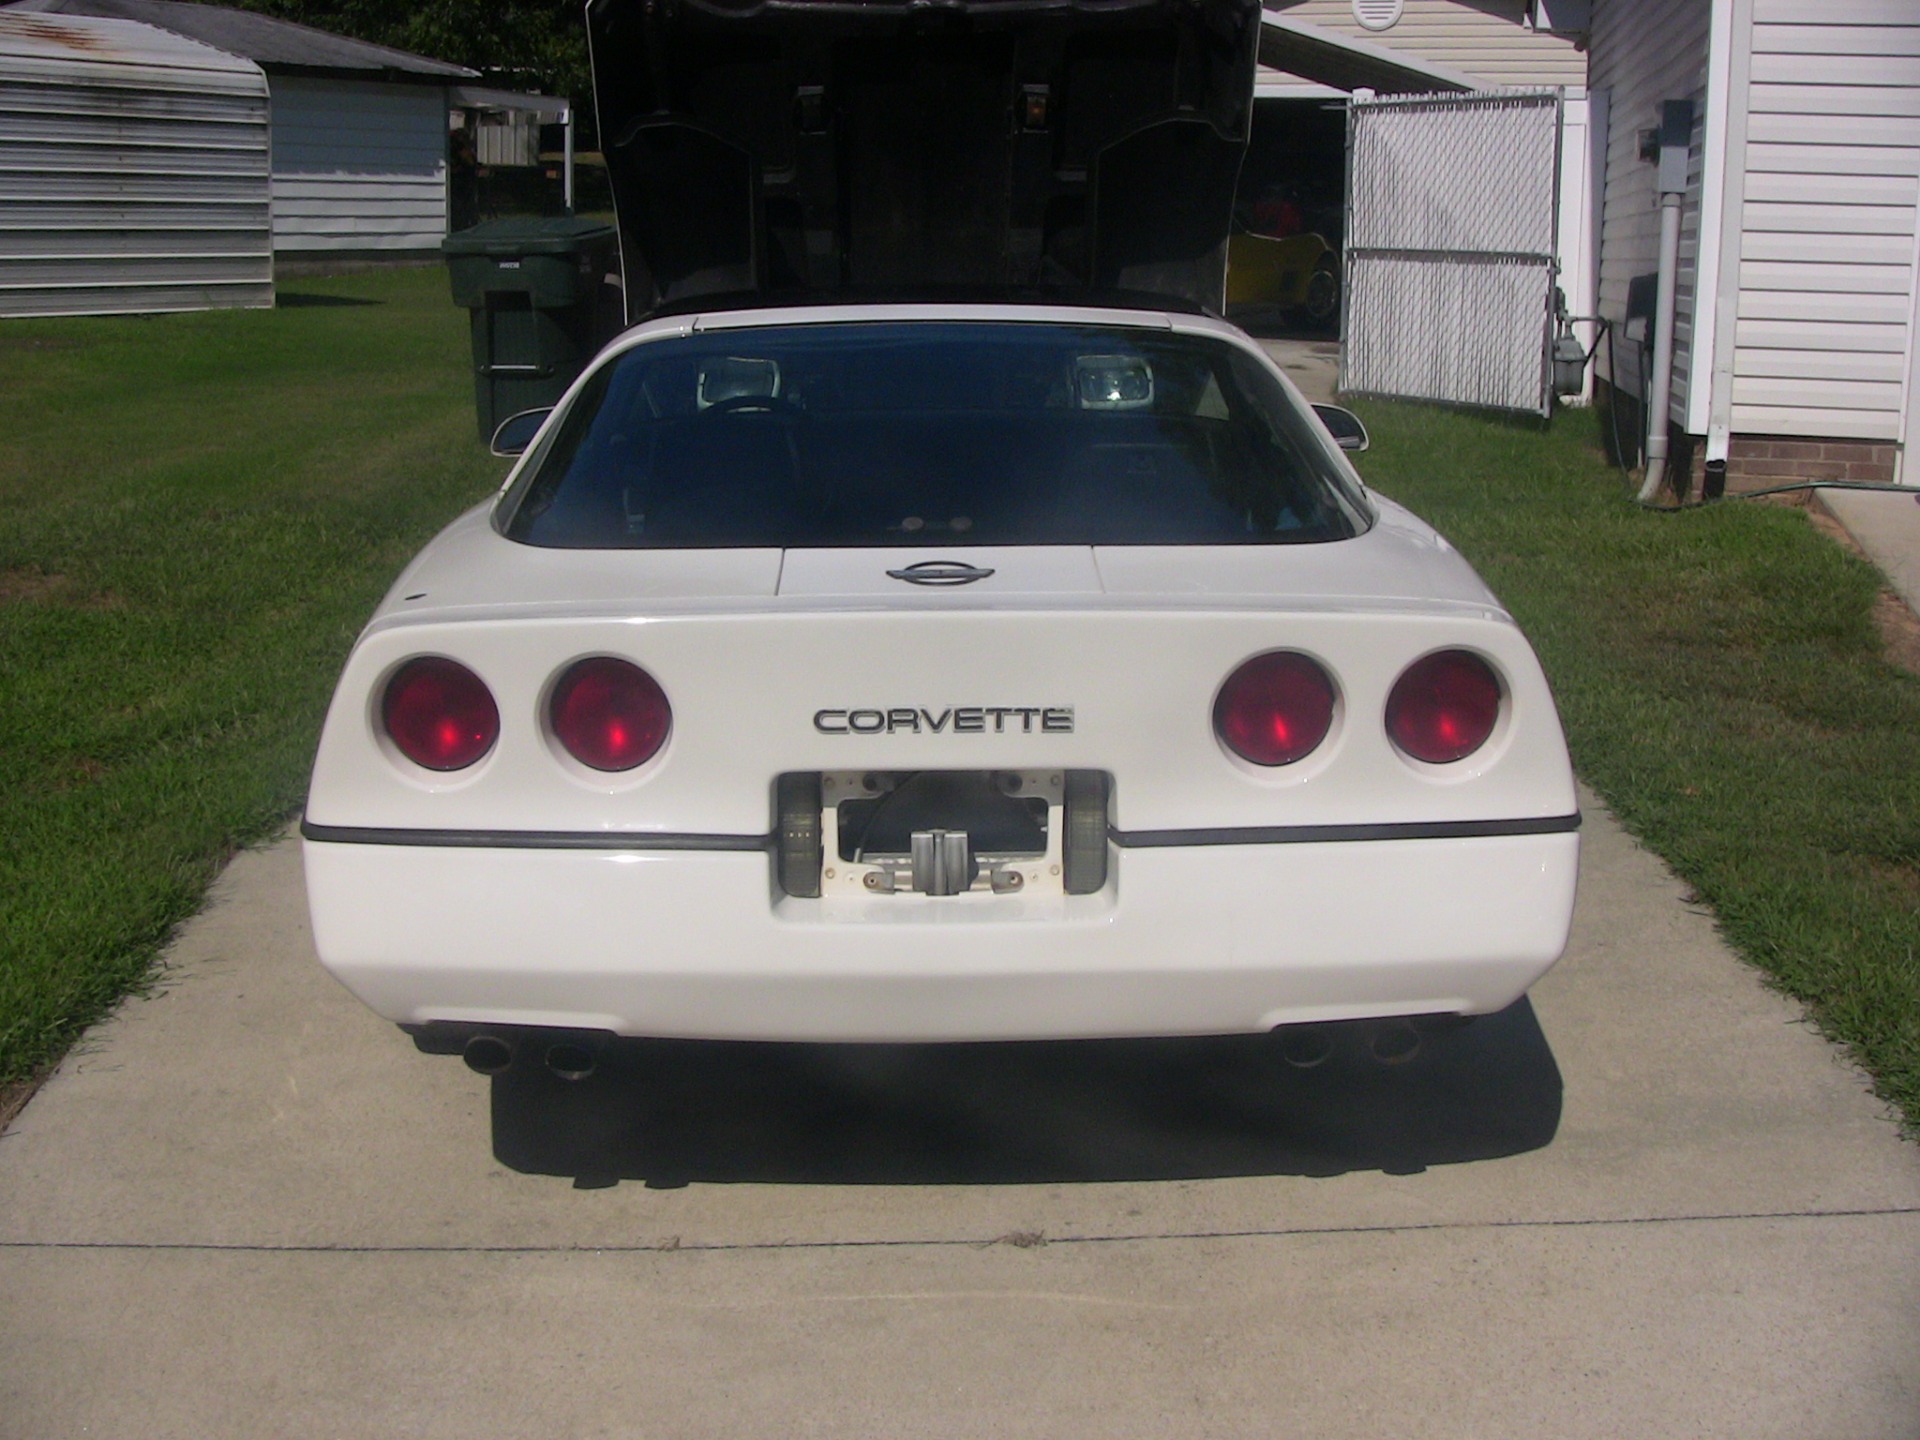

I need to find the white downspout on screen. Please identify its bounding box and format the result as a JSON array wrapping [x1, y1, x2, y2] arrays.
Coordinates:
[[1637, 187, 1684, 503], [1637, 99, 1693, 504]]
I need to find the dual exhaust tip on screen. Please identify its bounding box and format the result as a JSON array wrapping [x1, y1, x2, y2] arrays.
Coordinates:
[[1275, 1019, 1427, 1069], [463, 1033, 600, 1081], [456, 1016, 1451, 1078]]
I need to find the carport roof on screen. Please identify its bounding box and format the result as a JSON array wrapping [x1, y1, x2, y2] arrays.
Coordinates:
[[1, 0, 475, 80], [1258, 11, 1478, 94], [449, 84, 569, 121]]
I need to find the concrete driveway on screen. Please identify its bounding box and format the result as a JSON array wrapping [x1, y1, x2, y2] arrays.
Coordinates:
[[2, 789, 1917, 1439]]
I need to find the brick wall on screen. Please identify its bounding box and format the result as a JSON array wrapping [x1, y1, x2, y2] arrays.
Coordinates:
[[1593, 379, 1905, 500], [1676, 433, 1900, 501]]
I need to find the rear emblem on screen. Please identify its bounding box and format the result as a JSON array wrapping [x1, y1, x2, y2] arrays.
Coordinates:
[[886, 560, 995, 586]]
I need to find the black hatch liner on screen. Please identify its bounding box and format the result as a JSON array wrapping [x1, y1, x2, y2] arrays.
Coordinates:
[[587, 0, 1261, 316]]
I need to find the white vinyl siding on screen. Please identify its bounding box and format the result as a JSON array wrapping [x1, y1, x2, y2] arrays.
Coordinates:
[[1263, 0, 1588, 88], [269, 75, 446, 253], [0, 13, 271, 317], [1589, 0, 1710, 406], [1667, 93, 1708, 416], [1728, 0, 1920, 441]]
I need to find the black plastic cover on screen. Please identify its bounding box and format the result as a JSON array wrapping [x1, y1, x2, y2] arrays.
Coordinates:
[[587, 0, 1260, 316]]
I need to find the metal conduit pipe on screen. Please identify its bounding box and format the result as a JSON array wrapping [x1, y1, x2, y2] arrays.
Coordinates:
[[1636, 100, 1694, 506]]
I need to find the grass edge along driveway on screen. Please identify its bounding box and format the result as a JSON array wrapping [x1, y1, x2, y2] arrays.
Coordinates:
[[1, 279, 1916, 1137], [0, 267, 499, 1101], [1357, 399, 1920, 1136]]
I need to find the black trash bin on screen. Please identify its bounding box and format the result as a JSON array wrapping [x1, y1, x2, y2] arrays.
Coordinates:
[[444, 217, 623, 442]]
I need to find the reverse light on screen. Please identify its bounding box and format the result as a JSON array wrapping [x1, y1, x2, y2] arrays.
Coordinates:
[[550, 657, 671, 771], [382, 657, 499, 771], [1387, 650, 1502, 764], [1214, 652, 1336, 767]]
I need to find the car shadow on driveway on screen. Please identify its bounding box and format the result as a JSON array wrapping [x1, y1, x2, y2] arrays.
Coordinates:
[[487, 1000, 1561, 1189]]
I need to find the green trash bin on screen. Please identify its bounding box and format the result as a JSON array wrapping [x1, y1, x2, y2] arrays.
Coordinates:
[[444, 217, 622, 442]]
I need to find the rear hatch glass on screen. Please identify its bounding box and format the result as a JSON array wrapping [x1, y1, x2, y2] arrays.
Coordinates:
[[500, 322, 1369, 549]]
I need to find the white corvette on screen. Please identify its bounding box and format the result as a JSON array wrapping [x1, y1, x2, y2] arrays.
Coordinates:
[[301, 0, 1578, 1077]]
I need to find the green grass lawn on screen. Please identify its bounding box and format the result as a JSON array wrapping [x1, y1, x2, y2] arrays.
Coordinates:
[[2, 281, 1916, 1137], [0, 267, 500, 1089], [1353, 400, 1920, 1131]]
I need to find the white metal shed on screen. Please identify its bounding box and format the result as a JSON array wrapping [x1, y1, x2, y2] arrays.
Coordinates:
[[7, 0, 480, 261], [0, 9, 270, 316]]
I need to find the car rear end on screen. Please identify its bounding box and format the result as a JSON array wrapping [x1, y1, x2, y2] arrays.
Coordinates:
[[305, 607, 1577, 1044], [302, 341, 1580, 1044]]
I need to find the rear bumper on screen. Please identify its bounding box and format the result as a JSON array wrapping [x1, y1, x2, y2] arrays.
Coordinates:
[[304, 826, 1578, 1042]]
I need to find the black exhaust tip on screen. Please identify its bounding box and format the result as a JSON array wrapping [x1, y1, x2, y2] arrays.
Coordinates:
[[1366, 1021, 1421, 1065], [1276, 1025, 1336, 1069], [544, 1041, 599, 1082], [462, 1034, 515, 1075]]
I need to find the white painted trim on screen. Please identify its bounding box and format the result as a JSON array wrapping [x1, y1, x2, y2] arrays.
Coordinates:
[[1687, 0, 1730, 437], [1703, 0, 1754, 456], [263, 75, 274, 279], [1588, 84, 1609, 318], [1900, 197, 1920, 484], [1556, 89, 1598, 403]]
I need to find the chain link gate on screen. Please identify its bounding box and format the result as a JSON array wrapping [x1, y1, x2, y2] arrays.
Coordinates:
[[1340, 90, 1562, 417]]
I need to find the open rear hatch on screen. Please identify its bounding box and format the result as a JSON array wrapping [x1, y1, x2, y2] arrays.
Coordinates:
[[587, 0, 1260, 315]]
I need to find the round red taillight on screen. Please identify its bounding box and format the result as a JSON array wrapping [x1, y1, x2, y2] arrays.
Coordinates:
[[1387, 650, 1502, 764], [549, 657, 671, 771], [382, 657, 499, 771], [1214, 652, 1337, 766]]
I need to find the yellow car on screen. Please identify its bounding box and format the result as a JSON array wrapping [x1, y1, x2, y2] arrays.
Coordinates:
[[1227, 229, 1341, 326]]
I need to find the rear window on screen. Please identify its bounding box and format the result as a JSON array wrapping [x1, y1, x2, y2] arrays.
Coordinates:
[[500, 322, 1369, 549]]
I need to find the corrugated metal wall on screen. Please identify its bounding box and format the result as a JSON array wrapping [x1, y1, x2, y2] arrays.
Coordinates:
[[474, 110, 539, 168], [0, 11, 272, 317], [270, 76, 447, 255]]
